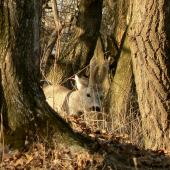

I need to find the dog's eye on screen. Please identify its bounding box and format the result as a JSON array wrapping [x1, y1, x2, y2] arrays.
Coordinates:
[[86, 93, 91, 97]]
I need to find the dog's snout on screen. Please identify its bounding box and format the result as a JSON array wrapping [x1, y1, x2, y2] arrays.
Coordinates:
[[91, 106, 100, 112]]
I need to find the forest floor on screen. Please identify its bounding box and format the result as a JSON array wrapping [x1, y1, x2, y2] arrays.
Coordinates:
[[0, 114, 170, 170]]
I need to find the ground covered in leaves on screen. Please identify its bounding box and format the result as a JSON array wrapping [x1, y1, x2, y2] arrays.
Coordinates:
[[1, 115, 170, 170]]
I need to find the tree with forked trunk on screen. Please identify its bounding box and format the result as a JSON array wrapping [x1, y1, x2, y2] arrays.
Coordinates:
[[109, 0, 170, 151], [1, 0, 170, 153], [0, 0, 90, 152]]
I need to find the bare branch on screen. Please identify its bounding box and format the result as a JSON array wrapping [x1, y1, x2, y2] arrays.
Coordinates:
[[51, 0, 60, 27]]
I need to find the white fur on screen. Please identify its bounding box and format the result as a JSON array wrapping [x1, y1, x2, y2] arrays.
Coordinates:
[[43, 57, 109, 117]]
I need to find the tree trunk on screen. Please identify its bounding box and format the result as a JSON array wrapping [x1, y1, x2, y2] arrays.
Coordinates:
[[47, 0, 103, 88], [128, 0, 170, 151], [106, 0, 135, 133], [0, 0, 88, 151], [109, 33, 133, 121]]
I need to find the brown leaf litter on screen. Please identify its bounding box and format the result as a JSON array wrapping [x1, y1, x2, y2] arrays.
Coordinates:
[[0, 115, 170, 169]]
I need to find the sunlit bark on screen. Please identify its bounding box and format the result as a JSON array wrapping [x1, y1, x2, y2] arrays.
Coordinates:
[[129, 0, 170, 150], [0, 0, 88, 151]]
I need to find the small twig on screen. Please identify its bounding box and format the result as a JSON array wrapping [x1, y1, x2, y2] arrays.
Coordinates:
[[51, 0, 60, 27]]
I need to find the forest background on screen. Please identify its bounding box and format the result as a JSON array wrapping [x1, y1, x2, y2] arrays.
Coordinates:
[[0, 0, 170, 167]]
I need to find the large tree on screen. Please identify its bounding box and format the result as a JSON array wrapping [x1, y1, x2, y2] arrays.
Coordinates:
[[44, 0, 103, 87], [108, 0, 170, 151], [1, 0, 170, 154], [129, 0, 170, 151], [0, 0, 89, 151]]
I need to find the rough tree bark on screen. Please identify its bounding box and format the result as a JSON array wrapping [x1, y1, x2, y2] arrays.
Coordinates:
[[107, 0, 134, 126], [47, 0, 103, 87], [0, 0, 89, 151], [108, 0, 170, 150], [128, 0, 170, 150]]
